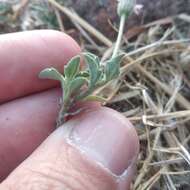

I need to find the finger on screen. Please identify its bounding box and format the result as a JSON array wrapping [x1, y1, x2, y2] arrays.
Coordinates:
[[0, 88, 100, 181], [0, 88, 60, 181], [0, 30, 80, 103], [1, 107, 139, 190]]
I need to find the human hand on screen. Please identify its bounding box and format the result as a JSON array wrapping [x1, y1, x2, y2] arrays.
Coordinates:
[[0, 30, 139, 190]]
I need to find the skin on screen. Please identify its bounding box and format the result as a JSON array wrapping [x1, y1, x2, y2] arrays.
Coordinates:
[[0, 30, 139, 190]]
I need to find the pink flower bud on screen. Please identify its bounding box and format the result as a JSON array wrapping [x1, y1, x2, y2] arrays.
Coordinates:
[[117, 0, 143, 17]]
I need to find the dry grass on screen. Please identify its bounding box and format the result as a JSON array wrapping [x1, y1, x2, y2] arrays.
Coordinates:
[[1, 0, 190, 189]]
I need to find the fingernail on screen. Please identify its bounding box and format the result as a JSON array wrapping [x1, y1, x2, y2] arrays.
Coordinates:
[[66, 107, 139, 176]]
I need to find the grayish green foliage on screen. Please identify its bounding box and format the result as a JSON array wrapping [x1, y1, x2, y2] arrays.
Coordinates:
[[38, 0, 130, 126], [84, 53, 102, 88], [39, 52, 123, 114], [105, 54, 123, 81], [39, 68, 65, 88], [64, 56, 80, 79]]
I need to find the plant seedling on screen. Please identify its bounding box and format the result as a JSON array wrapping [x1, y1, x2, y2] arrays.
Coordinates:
[[39, 0, 142, 127]]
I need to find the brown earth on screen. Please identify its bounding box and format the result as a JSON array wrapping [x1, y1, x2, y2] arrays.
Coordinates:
[[64, 0, 190, 39]]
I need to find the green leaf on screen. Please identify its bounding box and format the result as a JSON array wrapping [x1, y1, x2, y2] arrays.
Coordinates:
[[84, 53, 102, 88], [83, 52, 100, 65], [76, 71, 90, 78], [69, 77, 87, 95], [39, 67, 64, 83], [64, 55, 80, 79], [105, 54, 124, 81], [63, 77, 87, 103], [83, 95, 107, 103]]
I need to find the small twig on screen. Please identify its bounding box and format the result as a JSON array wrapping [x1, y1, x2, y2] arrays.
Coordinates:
[[137, 65, 190, 110], [128, 110, 190, 121], [161, 171, 190, 175], [136, 169, 162, 190], [121, 49, 185, 74], [112, 14, 126, 58], [54, 8, 65, 32], [149, 157, 184, 167], [171, 134, 190, 165], [126, 39, 190, 57], [134, 127, 162, 189], [71, 18, 101, 51], [12, 0, 29, 20], [110, 90, 140, 103], [48, 0, 112, 47]]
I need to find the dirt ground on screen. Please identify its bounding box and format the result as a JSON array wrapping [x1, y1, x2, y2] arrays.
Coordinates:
[[64, 0, 190, 39]]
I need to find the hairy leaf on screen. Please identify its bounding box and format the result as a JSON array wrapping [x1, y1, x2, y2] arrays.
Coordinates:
[[69, 77, 87, 95], [64, 55, 80, 79], [105, 54, 124, 81], [84, 53, 102, 88], [64, 77, 87, 103], [76, 71, 90, 78], [39, 68, 64, 83], [83, 52, 100, 65]]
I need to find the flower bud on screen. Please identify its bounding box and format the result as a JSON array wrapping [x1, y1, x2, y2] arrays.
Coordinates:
[[117, 0, 136, 17], [134, 4, 143, 15]]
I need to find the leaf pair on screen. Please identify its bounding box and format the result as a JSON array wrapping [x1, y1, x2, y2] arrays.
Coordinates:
[[83, 53, 123, 86], [64, 56, 80, 80], [83, 53, 102, 88], [39, 55, 87, 103]]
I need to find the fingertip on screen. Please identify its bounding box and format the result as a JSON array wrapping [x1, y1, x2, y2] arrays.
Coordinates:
[[1, 106, 139, 190], [0, 30, 81, 102], [69, 106, 139, 175], [35, 29, 81, 58]]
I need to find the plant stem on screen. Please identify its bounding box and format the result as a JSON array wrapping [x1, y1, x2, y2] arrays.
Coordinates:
[[112, 14, 126, 58]]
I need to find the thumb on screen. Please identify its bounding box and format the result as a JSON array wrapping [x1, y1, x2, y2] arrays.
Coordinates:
[[1, 107, 139, 190]]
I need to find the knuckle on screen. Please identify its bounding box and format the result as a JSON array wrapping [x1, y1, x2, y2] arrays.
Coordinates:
[[1, 144, 113, 190], [2, 161, 95, 190]]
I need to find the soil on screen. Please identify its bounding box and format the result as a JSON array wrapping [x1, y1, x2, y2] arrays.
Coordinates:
[[64, 0, 190, 39]]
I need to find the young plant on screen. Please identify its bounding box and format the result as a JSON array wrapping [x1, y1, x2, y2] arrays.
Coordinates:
[[39, 0, 142, 127]]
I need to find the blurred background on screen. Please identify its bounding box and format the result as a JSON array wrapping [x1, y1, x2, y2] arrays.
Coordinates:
[[1, 0, 190, 39]]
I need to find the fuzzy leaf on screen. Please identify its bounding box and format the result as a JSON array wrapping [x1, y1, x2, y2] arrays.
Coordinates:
[[84, 53, 101, 87], [105, 54, 124, 81], [76, 71, 90, 78], [69, 77, 87, 95], [83, 52, 100, 65], [64, 56, 80, 79], [63, 77, 87, 103], [39, 68, 64, 83]]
